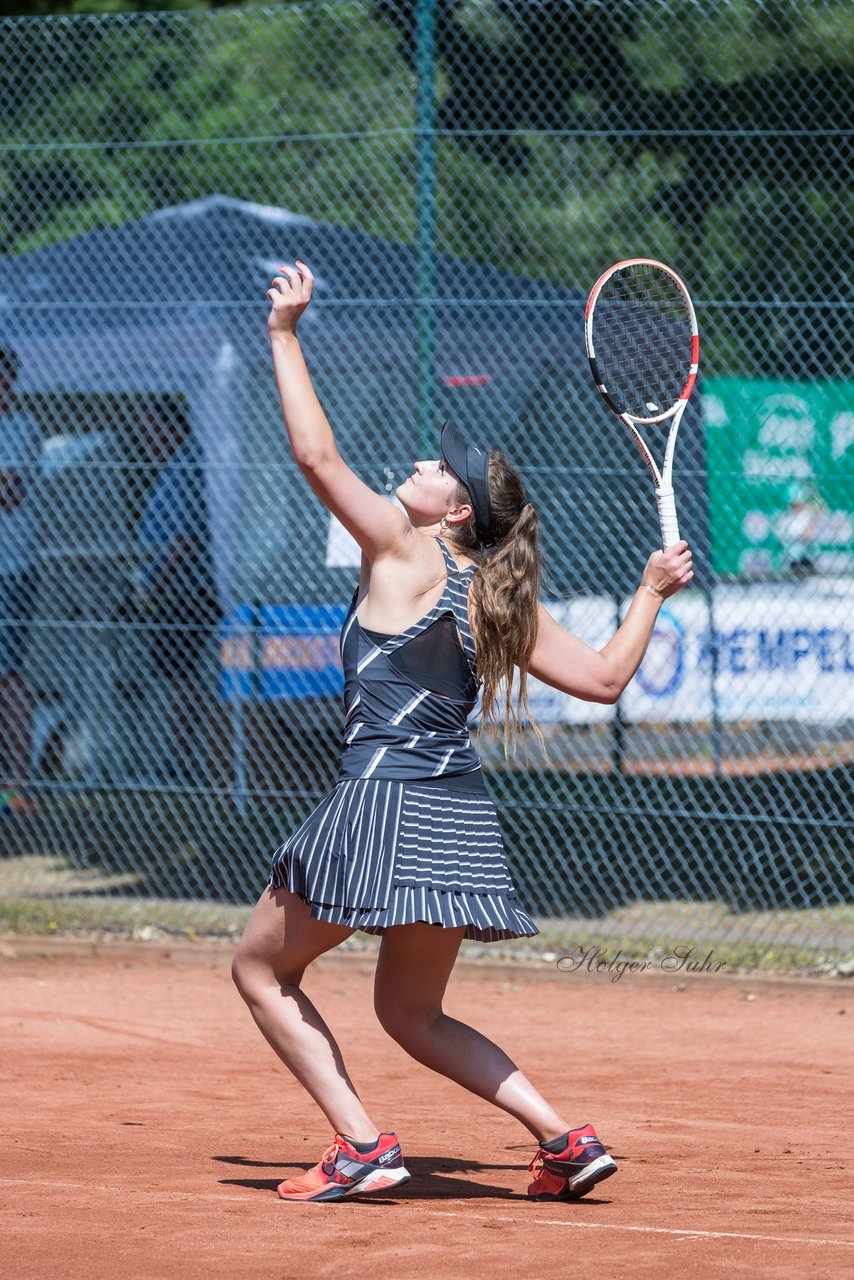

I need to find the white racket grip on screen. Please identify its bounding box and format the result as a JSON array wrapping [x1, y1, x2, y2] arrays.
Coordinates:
[[656, 485, 680, 550]]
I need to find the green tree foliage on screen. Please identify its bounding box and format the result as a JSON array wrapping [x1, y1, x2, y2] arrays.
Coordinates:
[[0, 3, 413, 252], [0, 2, 225, 15], [376, 0, 852, 374], [0, 0, 850, 376]]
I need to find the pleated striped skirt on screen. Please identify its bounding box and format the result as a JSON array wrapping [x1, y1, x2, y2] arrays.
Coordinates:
[[268, 778, 538, 942]]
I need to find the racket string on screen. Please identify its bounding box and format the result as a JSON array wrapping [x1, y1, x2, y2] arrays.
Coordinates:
[[594, 264, 693, 418]]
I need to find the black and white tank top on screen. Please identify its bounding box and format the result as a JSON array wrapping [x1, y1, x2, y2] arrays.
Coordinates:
[[337, 539, 482, 784]]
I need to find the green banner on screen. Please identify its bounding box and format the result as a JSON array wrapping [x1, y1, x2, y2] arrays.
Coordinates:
[[703, 379, 854, 578]]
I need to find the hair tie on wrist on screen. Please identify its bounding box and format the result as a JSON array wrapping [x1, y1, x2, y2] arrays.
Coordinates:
[[642, 582, 664, 600]]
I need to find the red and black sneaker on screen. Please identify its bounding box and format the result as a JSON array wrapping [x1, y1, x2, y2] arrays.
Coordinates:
[[277, 1132, 410, 1202], [528, 1123, 617, 1201]]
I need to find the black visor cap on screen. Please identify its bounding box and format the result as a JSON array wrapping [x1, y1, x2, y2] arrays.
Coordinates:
[[440, 420, 493, 545]]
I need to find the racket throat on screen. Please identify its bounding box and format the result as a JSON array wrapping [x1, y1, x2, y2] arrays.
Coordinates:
[[622, 415, 663, 487]]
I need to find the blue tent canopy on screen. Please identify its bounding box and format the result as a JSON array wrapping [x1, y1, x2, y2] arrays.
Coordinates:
[[0, 195, 706, 606]]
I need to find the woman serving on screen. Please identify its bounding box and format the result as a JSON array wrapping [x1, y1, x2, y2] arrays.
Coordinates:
[[232, 261, 693, 1204]]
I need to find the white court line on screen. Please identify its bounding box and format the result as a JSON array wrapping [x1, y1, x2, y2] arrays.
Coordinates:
[[3, 1180, 852, 1246], [426, 1210, 854, 1249]]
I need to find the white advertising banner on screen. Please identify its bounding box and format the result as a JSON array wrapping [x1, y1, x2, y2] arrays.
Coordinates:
[[528, 582, 854, 726]]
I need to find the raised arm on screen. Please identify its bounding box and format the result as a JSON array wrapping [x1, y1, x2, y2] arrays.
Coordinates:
[[267, 262, 412, 561], [528, 542, 693, 703]]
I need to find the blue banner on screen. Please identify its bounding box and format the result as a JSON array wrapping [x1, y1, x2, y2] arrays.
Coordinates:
[[221, 603, 348, 702]]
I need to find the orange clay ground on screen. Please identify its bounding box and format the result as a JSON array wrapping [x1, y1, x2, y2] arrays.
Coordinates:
[[2, 937, 852, 1279]]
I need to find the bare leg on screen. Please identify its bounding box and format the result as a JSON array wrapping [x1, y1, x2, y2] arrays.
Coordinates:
[[0, 672, 32, 783], [232, 887, 382, 1144], [374, 923, 570, 1144]]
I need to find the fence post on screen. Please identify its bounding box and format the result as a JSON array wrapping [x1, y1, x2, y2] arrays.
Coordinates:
[[415, 0, 437, 458], [705, 582, 723, 776]]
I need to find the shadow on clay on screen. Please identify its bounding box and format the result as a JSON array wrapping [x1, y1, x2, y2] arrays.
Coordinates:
[[213, 1153, 617, 1203]]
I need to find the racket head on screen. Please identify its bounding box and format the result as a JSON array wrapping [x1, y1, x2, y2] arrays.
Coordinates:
[[585, 258, 699, 424]]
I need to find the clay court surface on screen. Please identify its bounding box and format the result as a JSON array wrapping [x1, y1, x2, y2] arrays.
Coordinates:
[[2, 937, 852, 1280]]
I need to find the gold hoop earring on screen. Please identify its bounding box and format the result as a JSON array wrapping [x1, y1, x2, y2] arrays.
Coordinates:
[[440, 517, 449, 534]]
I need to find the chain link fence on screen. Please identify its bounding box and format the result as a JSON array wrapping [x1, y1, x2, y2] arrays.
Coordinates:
[[0, 0, 851, 967]]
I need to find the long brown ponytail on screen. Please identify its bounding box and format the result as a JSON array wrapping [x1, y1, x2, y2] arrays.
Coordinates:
[[448, 451, 542, 747]]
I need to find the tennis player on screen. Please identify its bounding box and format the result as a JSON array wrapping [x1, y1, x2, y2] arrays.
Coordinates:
[[232, 261, 693, 1203]]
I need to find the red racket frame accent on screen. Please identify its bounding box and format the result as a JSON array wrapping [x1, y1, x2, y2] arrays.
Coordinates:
[[584, 257, 700, 425]]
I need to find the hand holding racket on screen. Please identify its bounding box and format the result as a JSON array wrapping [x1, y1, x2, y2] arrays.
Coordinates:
[[584, 258, 699, 550]]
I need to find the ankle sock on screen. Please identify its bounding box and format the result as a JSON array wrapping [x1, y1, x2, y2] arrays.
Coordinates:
[[343, 1135, 381, 1154], [542, 1132, 570, 1153]]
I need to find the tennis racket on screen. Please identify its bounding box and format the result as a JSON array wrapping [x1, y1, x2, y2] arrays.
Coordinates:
[[584, 258, 699, 550]]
